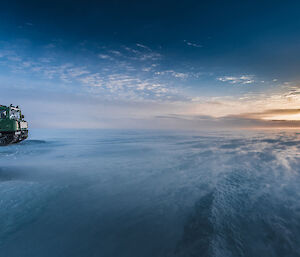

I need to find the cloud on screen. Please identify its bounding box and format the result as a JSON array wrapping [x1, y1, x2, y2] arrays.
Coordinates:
[[155, 112, 300, 130], [136, 43, 151, 51], [142, 67, 152, 72], [123, 46, 139, 54], [78, 72, 180, 101], [217, 75, 255, 84], [135, 52, 162, 61], [0, 43, 182, 101], [155, 70, 188, 79], [184, 40, 203, 48], [109, 50, 122, 56], [7, 56, 22, 62], [66, 67, 90, 78], [122, 45, 162, 61], [284, 87, 300, 99], [156, 107, 300, 129], [237, 108, 300, 121], [98, 54, 113, 60]]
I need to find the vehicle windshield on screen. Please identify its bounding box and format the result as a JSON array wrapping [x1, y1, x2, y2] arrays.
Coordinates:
[[10, 109, 20, 120], [0, 109, 7, 119]]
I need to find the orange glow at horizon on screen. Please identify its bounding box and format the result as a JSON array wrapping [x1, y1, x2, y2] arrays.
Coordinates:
[[262, 113, 300, 121]]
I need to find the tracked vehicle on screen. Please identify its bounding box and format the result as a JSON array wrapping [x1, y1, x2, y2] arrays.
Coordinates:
[[0, 105, 28, 145]]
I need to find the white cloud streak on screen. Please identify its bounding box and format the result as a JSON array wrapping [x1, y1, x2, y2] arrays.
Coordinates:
[[184, 40, 203, 48], [217, 75, 255, 84]]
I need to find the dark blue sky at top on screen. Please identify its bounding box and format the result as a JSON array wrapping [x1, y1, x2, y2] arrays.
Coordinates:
[[1, 0, 300, 75], [1, 0, 300, 102]]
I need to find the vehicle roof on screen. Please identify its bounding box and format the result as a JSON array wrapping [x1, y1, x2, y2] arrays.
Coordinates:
[[0, 105, 20, 110], [0, 105, 8, 109]]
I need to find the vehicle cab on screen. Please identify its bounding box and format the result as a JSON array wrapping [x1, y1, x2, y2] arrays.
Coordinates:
[[0, 104, 28, 144]]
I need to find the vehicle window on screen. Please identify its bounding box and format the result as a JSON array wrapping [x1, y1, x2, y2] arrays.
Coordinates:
[[0, 110, 6, 119], [10, 110, 20, 120]]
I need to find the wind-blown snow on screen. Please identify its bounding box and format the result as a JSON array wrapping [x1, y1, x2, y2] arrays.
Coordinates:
[[1, 129, 300, 257]]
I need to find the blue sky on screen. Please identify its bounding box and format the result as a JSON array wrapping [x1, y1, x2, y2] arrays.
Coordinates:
[[1, 1, 300, 129]]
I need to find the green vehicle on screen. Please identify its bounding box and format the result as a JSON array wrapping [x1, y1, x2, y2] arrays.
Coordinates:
[[0, 104, 28, 145]]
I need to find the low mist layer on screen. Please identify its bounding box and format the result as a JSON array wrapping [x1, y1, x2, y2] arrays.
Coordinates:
[[1, 129, 300, 256]]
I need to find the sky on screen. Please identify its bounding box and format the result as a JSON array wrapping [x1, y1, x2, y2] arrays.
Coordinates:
[[1, 0, 300, 129]]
